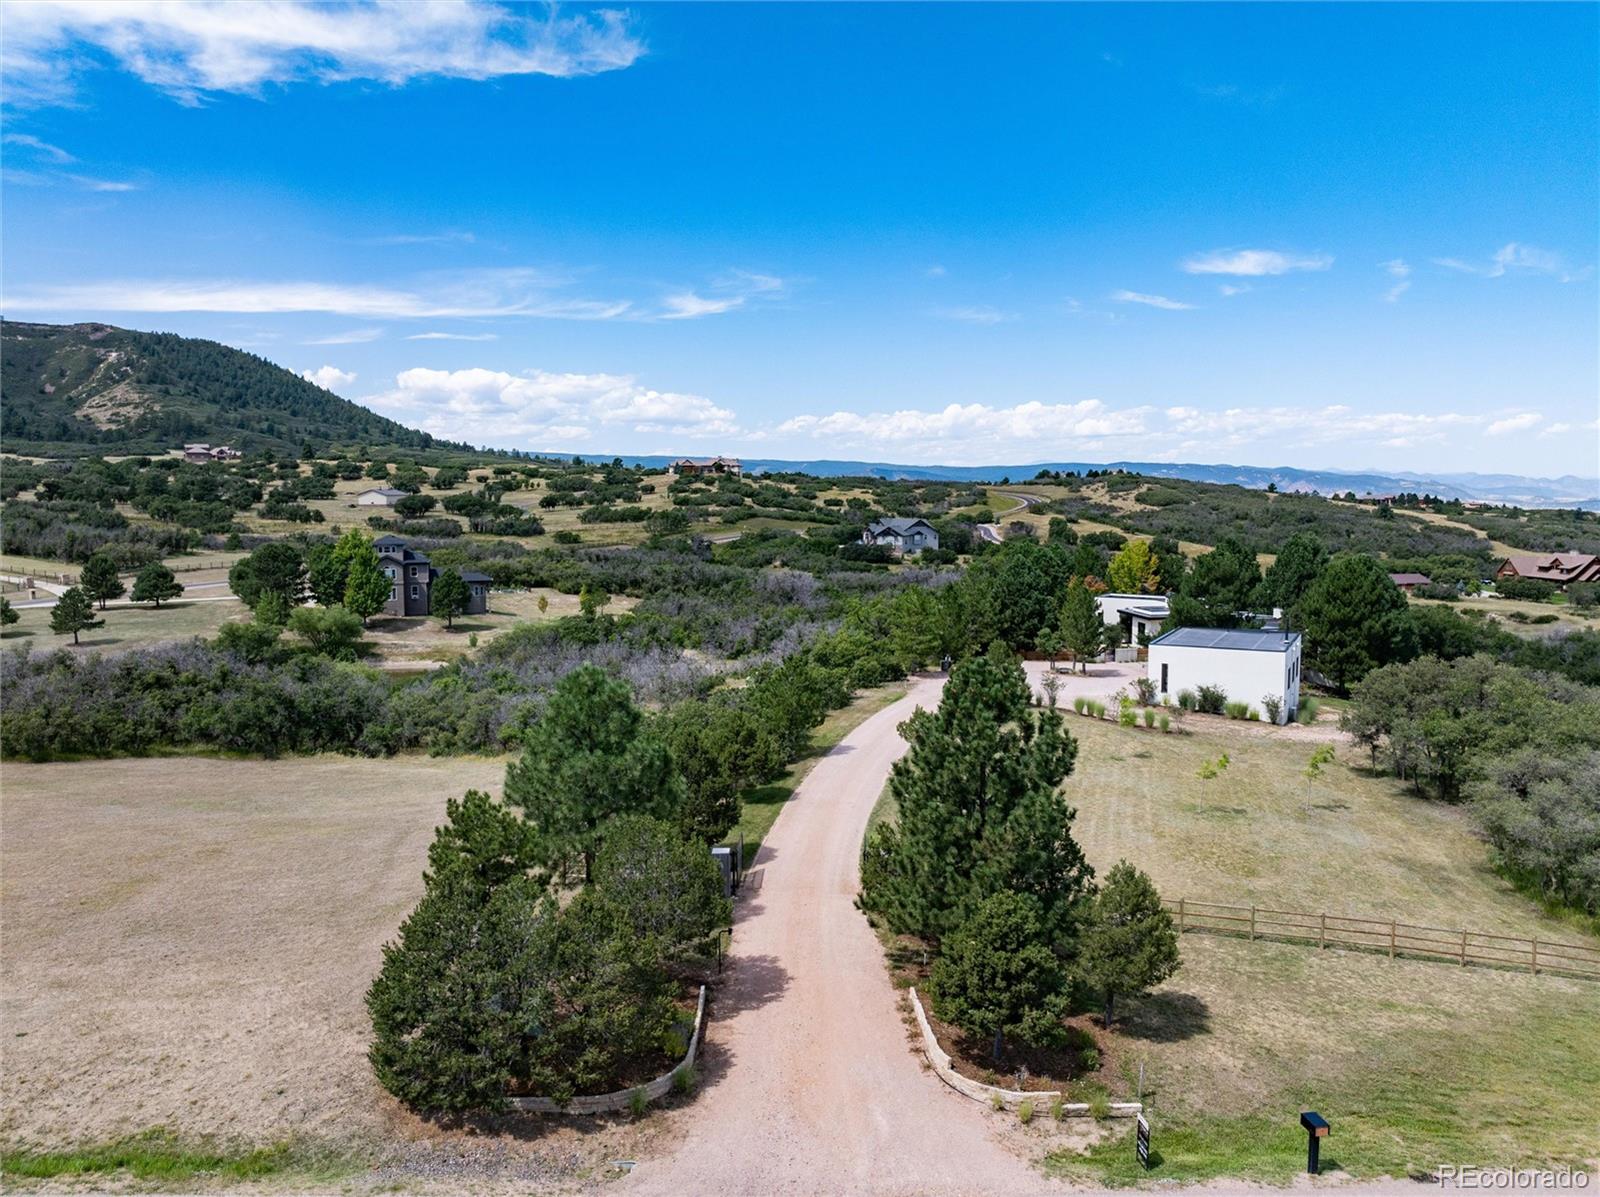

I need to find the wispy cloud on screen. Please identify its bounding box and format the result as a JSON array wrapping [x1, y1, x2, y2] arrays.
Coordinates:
[[1218, 283, 1250, 298], [301, 365, 357, 391], [924, 264, 947, 278], [305, 328, 384, 345], [2, 271, 632, 321], [1193, 82, 1288, 107], [1181, 249, 1333, 276], [1484, 412, 1542, 437], [657, 270, 789, 320], [363, 365, 739, 446], [2, 0, 646, 107], [780, 400, 1145, 456], [1434, 242, 1587, 283], [1112, 290, 1194, 311], [1380, 259, 1412, 303], [406, 331, 499, 341], [2, 132, 74, 162], [933, 305, 1017, 325], [364, 230, 478, 247]]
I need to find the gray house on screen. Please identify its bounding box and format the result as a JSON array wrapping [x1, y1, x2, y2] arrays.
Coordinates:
[[374, 535, 489, 618], [862, 517, 939, 556]]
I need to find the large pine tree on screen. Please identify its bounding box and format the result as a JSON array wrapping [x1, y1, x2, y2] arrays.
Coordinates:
[[861, 646, 1093, 951]]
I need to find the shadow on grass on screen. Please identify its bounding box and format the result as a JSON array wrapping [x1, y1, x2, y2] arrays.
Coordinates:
[[1118, 991, 1211, 1043]]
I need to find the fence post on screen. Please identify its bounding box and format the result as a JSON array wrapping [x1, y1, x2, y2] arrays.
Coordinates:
[[1460, 929, 1468, 966], [1249, 905, 1256, 941], [1319, 912, 1326, 950], [1389, 921, 1396, 959], [1177, 897, 1186, 933]]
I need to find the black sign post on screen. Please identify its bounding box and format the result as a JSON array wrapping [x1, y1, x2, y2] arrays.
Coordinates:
[[1136, 1113, 1151, 1170]]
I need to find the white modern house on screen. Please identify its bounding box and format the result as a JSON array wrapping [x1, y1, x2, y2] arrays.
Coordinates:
[[1146, 627, 1303, 723], [1095, 592, 1170, 647], [355, 487, 408, 507]]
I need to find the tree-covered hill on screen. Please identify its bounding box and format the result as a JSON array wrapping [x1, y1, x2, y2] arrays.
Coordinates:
[[0, 320, 471, 458]]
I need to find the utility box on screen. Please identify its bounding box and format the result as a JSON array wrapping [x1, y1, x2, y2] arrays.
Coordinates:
[[710, 846, 733, 898]]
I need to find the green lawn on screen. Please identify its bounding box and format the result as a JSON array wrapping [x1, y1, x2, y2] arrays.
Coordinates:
[[730, 682, 907, 864], [1038, 715, 1600, 1183], [2, 597, 248, 653]]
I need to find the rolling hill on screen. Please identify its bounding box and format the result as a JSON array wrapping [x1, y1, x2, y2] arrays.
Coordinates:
[[0, 320, 470, 458]]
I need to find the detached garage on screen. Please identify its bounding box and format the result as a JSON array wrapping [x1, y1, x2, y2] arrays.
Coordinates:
[[1147, 627, 1302, 724]]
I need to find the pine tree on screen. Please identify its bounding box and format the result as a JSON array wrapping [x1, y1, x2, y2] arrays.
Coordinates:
[[1297, 553, 1418, 691], [0, 596, 18, 627], [930, 890, 1070, 1064], [79, 553, 125, 610], [1077, 861, 1180, 1027], [1167, 538, 1262, 629], [1058, 578, 1106, 674], [1260, 532, 1328, 614], [503, 664, 682, 882], [50, 586, 103, 644], [430, 567, 470, 628], [861, 647, 1092, 950], [131, 562, 183, 608]]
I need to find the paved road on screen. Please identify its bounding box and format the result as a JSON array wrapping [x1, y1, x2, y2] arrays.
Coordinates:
[[625, 673, 1060, 1197]]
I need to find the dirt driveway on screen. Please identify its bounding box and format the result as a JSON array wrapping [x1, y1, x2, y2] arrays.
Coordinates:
[[623, 673, 1062, 1197]]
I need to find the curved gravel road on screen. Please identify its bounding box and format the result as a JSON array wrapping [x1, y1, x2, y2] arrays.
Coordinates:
[[624, 673, 1058, 1197]]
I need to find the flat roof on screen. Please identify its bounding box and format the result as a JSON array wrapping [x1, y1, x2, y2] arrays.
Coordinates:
[[1149, 627, 1301, 653]]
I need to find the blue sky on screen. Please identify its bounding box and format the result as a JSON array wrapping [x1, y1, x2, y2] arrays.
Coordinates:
[[3, 1, 1597, 477]]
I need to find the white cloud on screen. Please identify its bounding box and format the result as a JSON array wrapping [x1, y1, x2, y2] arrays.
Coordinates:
[[1218, 283, 1250, 297], [1181, 249, 1334, 276], [1484, 412, 1542, 437], [924, 264, 947, 278], [778, 400, 1147, 459], [1540, 419, 1600, 438], [1, 272, 632, 320], [1164, 404, 1481, 451], [661, 292, 745, 320], [305, 327, 383, 345], [933, 305, 1017, 325], [364, 231, 477, 246], [362, 366, 739, 447], [2, 132, 75, 162], [301, 365, 356, 391], [406, 331, 499, 341], [1434, 242, 1586, 282], [1380, 259, 1412, 303], [657, 270, 789, 320], [1112, 290, 1195, 311], [2, 0, 644, 107]]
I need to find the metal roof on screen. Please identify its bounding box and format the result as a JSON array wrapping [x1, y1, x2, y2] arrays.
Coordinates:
[[867, 517, 935, 534], [1148, 627, 1301, 653]]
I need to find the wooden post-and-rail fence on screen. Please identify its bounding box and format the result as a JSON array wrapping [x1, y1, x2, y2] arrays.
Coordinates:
[[1165, 898, 1600, 982]]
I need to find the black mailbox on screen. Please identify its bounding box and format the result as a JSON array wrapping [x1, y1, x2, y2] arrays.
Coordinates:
[[1299, 1111, 1330, 1174]]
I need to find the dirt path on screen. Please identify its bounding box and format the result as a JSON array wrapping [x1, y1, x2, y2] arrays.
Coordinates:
[[625, 673, 1060, 1197]]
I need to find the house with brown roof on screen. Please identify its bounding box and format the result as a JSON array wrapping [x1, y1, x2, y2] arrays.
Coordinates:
[[673, 456, 742, 477], [1388, 572, 1432, 593], [1495, 552, 1600, 590]]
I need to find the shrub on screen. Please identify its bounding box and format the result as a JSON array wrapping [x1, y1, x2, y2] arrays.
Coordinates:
[[1247, 707, 1260, 721], [1118, 698, 1137, 727], [990, 1093, 1004, 1112], [628, 1087, 649, 1117], [1089, 1092, 1111, 1121], [1176, 688, 1196, 711], [554, 530, 581, 545], [1496, 576, 1558, 602], [672, 1064, 696, 1094], [1196, 685, 1228, 715], [1224, 700, 1249, 720], [1158, 713, 1170, 733], [1079, 1047, 1100, 1073], [1018, 1100, 1034, 1125], [1051, 1096, 1065, 1121], [1297, 697, 1320, 725], [1143, 708, 1156, 728], [1090, 700, 1106, 719], [1133, 677, 1156, 705], [1072, 696, 1086, 715], [1262, 695, 1283, 723]]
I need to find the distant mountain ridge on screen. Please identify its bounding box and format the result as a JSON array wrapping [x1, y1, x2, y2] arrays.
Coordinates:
[[591, 456, 1600, 509]]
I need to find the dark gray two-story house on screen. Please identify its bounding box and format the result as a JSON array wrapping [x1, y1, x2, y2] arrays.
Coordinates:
[[373, 535, 491, 618]]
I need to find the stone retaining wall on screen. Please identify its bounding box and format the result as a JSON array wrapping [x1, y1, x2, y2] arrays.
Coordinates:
[[508, 984, 706, 1115], [908, 987, 1142, 1118]]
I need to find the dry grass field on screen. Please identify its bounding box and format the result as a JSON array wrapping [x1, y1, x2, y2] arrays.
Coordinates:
[[0, 755, 506, 1151], [1046, 715, 1600, 1181]]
